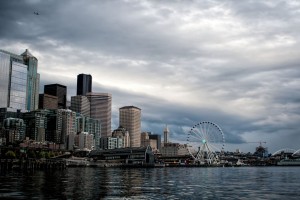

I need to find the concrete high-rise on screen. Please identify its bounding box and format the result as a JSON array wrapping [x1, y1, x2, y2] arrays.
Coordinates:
[[119, 106, 141, 147], [86, 92, 112, 138], [0, 49, 40, 111], [77, 74, 92, 96], [44, 84, 67, 109]]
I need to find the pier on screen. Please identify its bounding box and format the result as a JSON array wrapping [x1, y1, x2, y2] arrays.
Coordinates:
[[0, 158, 66, 171]]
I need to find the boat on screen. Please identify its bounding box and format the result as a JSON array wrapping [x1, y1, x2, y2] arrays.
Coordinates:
[[277, 158, 300, 166], [65, 157, 89, 167]]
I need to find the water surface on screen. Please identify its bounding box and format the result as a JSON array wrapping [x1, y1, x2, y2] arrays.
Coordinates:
[[1, 167, 299, 199]]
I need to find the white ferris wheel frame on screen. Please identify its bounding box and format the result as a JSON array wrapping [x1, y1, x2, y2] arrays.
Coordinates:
[[187, 121, 225, 165]]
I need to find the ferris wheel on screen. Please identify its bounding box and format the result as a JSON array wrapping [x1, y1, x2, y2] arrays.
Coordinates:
[[187, 121, 225, 165]]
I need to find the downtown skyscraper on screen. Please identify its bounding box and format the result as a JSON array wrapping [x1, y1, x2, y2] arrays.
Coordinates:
[[77, 74, 92, 96], [0, 49, 40, 111], [44, 84, 67, 109], [86, 93, 112, 138], [119, 106, 141, 147]]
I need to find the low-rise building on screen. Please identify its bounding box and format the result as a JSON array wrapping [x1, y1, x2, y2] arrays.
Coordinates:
[[89, 146, 154, 165], [160, 143, 189, 157]]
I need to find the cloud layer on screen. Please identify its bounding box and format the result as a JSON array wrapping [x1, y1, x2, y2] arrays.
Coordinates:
[[1, 0, 300, 153]]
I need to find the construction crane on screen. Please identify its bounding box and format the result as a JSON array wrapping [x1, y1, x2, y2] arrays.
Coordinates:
[[247, 141, 266, 146]]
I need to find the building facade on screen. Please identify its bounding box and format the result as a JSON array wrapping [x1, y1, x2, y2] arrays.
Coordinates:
[[23, 110, 47, 143], [71, 95, 90, 117], [112, 126, 130, 148], [0, 49, 39, 111], [100, 136, 123, 150], [119, 106, 141, 147], [44, 84, 67, 109], [39, 94, 58, 109], [86, 92, 112, 137], [77, 74, 92, 96], [22, 49, 40, 111], [160, 143, 189, 157], [141, 132, 161, 152], [2, 118, 25, 145], [75, 113, 101, 149], [61, 109, 76, 150], [44, 109, 63, 145], [163, 125, 169, 144], [75, 132, 94, 150]]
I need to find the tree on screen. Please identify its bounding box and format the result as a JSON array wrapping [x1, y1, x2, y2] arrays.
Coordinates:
[[49, 151, 55, 158], [5, 150, 16, 159], [27, 150, 36, 158], [39, 151, 46, 159]]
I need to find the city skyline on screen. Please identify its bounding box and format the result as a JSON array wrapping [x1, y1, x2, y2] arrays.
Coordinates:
[[0, 0, 300, 153]]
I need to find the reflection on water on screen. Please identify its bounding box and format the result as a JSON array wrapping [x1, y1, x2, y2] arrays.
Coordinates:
[[1, 167, 300, 199]]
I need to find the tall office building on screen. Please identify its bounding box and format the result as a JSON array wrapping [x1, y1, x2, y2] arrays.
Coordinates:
[[23, 110, 47, 142], [39, 94, 58, 109], [61, 109, 76, 150], [0, 49, 39, 111], [163, 125, 169, 144], [22, 49, 40, 111], [86, 92, 112, 138], [2, 118, 25, 144], [70, 95, 90, 117], [77, 74, 92, 96], [119, 106, 141, 147], [44, 84, 67, 109], [149, 133, 161, 151]]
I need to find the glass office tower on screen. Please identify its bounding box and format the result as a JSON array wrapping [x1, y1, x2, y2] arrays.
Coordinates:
[[0, 50, 29, 111], [77, 74, 92, 96], [22, 49, 40, 111]]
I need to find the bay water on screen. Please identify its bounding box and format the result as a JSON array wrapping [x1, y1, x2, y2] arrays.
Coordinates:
[[1, 167, 299, 199]]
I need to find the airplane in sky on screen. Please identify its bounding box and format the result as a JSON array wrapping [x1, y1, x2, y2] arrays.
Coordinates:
[[34, 11, 39, 15]]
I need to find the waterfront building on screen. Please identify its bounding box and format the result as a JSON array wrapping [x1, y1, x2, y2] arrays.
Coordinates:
[[100, 136, 123, 150], [44, 109, 62, 145], [1, 118, 25, 145], [23, 110, 47, 142], [119, 106, 141, 147], [112, 126, 130, 148], [0, 49, 39, 111], [77, 74, 92, 96], [39, 94, 58, 109], [70, 95, 90, 117], [44, 84, 67, 109], [0, 108, 24, 145], [149, 133, 161, 151], [61, 109, 76, 150], [141, 132, 161, 152], [141, 132, 150, 147], [75, 113, 101, 149], [89, 146, 154, 165], [160, 143, 189, 157], [254, 144, 269, 158], [75, 132, 94, 150], [86, 92, 112, 137]]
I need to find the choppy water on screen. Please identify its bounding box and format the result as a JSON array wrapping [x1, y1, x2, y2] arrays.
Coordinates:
[[1, 167, 299, 199]]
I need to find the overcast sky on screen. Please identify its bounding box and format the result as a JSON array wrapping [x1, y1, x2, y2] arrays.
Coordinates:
[[1, 0, 300, 153]]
